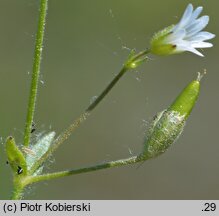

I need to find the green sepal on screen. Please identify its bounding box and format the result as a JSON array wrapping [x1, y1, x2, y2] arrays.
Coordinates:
[[142, 110, 185, 158], [150, 25, 179, 56], [169, 80, 200, 119], [6, 136, 27, 175]]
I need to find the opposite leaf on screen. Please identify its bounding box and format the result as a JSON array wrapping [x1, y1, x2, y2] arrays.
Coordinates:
[[25, 131, 56, 175]]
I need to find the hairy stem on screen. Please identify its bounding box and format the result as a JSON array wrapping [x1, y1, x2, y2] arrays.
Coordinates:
[[11, 187, 23, 200], [11, 177, 25, 200], [29, 67, 127, 174], [23, 0, 48, 147], [29, 49, 150, 175], [28, 155, 148, 184]]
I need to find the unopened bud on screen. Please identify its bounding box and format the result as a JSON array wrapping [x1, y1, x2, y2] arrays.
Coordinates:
[[141, 75, 201, 159], [6, 136, 27, 175]]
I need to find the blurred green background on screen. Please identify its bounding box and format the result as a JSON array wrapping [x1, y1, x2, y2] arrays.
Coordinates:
[[0, 0, 218, 199]]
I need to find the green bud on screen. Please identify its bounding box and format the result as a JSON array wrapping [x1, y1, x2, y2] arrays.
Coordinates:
[[141, 76, 201, 159], [6, 136, 27, 175], [168, 80, 200, 119]]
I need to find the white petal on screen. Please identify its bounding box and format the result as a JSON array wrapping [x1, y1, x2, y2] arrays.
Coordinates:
[[173, 4, 193, 31], [192, 41, 213, 48], [189, 32, 215, 42], [198, 32, 215, 40], [187, 47, 204, 56], [190, 6, 203, 20], [165, 29, 186, 43], [185, 7, 203, 30], [174, 41, 190, 51], [175, 42, 204, 56], [186, 16, 209, 38]]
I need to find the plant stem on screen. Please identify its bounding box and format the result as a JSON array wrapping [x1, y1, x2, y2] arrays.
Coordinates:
[[11, 186, 23, 200], [29, 49, 150, 175], [29, 67, 127, 174], [28, 155, 148, 184], [23, 0, 48, 147], [86, 66, 127, 112], [10, 177, 25, 200]]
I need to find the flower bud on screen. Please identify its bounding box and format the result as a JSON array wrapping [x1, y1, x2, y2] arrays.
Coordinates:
[[6, 136, 27, 175], [141, 76, 200, 159], [169, 79, 200, 119]]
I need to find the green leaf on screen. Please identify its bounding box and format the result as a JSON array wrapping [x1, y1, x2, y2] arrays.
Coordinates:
[[25, 131, 56, 175]]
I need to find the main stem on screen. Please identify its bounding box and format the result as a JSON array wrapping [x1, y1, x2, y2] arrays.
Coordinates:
[[11, 183, 24, 200], [11, 176, 28, 200], [23, 0, 48, 147], [11, 188, 23, 200]]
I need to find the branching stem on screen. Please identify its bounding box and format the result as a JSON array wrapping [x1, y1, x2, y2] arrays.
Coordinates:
[[13, 0, 151, 199], [28, 155, 149, 184], [29, 48, 150, 175]]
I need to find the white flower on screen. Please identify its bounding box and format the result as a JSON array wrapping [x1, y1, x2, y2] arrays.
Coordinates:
[[150, 4, 215, 57]]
